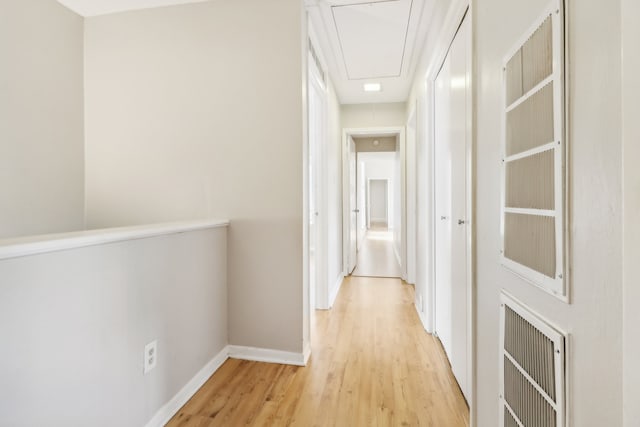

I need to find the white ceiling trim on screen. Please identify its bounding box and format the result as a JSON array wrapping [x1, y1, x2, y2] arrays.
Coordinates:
[[56, 0, 209, 17]]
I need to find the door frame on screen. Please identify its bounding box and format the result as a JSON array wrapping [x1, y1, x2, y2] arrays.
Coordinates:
[[342, 126, 407, 282]]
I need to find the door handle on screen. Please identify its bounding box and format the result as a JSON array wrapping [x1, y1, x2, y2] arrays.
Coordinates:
[[440, 216, 448, 220], [458, 219, 465, 225], [353, 209, 360, 213]]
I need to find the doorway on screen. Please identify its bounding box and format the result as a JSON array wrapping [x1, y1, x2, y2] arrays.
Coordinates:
[[344, 133, 405, 279]]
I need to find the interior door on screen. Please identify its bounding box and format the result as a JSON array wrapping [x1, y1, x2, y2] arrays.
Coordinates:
[[348, 137, 357, 274], [448, 16, 469, 401], [434, 52, 453, 363], [434, 14, 470, 401]]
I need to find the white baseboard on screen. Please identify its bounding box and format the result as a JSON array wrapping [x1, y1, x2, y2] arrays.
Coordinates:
[[145, 343, 308, 427], [329, 274, 345, 308], [144, 345, 230, 427], [303, 341, 311, 366], [227, 345, 306, 366], [414, 302, 433, 334]]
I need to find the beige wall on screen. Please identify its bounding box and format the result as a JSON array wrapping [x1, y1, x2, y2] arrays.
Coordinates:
[[474, 0, 623, 425], [0, 0, 85, 239], [622, 0, 640, 424], [354, 136, 397, 152], [84, 0, 304, 353], [341, 102, 407, 129], [0, 226, 227, 426]]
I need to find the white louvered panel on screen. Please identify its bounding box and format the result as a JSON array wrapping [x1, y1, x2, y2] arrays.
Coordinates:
[[522, 15, 553, 93], [506, 81, 555, 157], [500, 0, 567, 300], [504, 213, 555, 278], [506, 149, 555, 210], [500, 293, 566, 427]]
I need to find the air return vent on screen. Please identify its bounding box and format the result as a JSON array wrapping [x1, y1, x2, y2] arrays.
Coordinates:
[[500, 293, 566, 427], [501, 0, 568, 300]]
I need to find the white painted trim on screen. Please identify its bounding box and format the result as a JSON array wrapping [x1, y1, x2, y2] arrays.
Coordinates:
[[227, 345, 307, 367], [144, 345, 230, 427], [414, 302, 431, 333], [328, 273, 345, 308], [303, 341, 312, 365], [0, 219, 229, 261]]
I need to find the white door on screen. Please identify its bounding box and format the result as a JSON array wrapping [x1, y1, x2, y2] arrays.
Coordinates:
[[308, 63, 327, 309], [434, 14, 470, 401], [309, 78, 319, 310], [348, 138, 357, 274], [434, 51, 453, 362], [448, 16, 469, 401]]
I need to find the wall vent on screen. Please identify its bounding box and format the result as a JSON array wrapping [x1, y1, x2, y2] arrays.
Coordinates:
[[500, 0, 568, 300], [500, 293, 566, 427]]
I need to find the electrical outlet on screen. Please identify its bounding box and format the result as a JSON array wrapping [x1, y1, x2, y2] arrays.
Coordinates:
[[143, 340, 157, 374]]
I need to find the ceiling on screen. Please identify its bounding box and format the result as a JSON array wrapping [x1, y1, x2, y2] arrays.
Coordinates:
[[58, 0, 432, 104], [307, 0, 433, 104], [56, 0, 208, 16]]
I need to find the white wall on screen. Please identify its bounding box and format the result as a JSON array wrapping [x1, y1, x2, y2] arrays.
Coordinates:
[[622, 0, 640, 423], [341, 102, 407, 129], [0, 0, 85, 239], [369, 180, 388, 223], [474, 1, 623, 425], [84, 0, 305, 354], [0, 226, 228, 427]]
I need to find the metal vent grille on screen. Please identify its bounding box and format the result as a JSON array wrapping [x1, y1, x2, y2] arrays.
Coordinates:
[[500, 293, 566, 427], [501, 0, 566, 299], [506, 149, 555, 210], [504, 213, 556, 278], [506, 82, 555, 156], [504, 406, 520, 427], [504, 306, 556, 399], [522, 16, 553, 93]]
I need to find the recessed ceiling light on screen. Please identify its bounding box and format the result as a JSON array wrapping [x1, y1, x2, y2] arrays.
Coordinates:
[[363, 83, 381, 92]]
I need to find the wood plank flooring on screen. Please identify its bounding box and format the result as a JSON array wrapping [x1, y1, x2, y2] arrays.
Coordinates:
[[352, 228, 402, 278], [167, 276, 469, 427]]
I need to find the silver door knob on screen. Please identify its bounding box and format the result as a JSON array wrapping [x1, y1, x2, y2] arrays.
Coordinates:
[[440, 216, 448, 220]]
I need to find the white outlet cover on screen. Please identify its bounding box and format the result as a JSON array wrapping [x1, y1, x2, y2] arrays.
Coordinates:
[[143, 340, 158, 374]]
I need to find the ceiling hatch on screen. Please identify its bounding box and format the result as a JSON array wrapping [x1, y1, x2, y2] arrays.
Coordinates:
[[331, 0, 413, 80]]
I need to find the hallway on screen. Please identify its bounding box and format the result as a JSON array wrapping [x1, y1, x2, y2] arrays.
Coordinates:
[[167, 276, 469, 426], [352, 227, 403, 278]]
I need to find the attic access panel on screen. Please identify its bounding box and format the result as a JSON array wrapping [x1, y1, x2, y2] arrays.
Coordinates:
[[332, 0, 412, 79]]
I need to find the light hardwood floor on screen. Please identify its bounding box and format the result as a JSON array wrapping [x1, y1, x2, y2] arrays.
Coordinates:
[[167, 276, 469, 427], [352, 228, 402, 278]]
